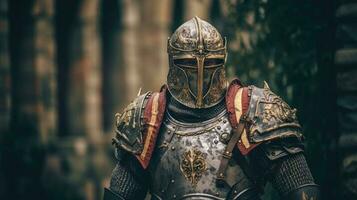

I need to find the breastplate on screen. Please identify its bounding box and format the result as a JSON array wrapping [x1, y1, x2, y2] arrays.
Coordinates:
[[149, 109, 247, 200]]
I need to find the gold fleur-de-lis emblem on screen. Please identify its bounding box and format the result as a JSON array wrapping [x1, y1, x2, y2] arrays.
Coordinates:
[[180, 149, 207, 186]]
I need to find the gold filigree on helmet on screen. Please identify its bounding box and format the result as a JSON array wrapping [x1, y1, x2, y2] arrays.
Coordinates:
[[167, 16, 227, 108]]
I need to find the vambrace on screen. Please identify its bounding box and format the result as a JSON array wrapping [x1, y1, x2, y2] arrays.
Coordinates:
[[105, 163, 147, 200], [226, 167, 262, 200], [271, 153, 320, 199], [103, 188, 124, 200], [283, 184, 320, 200]]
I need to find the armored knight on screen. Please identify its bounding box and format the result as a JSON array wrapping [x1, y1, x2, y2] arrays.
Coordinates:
[[104, 17, 320, 200]]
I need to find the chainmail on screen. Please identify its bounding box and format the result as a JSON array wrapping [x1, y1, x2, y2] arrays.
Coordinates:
[[109, 163, 147, 199], [271, 153, 315, 197], [167, 93, 226, 123]]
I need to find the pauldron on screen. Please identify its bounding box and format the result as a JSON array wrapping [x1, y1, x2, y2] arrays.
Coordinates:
[[246, 85, 303, 143], [112, 92, 151, 154]]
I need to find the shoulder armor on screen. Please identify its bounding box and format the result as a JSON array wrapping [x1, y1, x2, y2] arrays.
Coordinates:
[[113, 92, 151, 154], [112, 87, 167, 169], [246, 85, 303, 143]]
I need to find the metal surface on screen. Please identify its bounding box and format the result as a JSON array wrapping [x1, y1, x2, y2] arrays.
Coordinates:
[[167, 17, 227, 109], [103, 188, 125, 200], [149, 110, 250, 199], [246, 86, 303, 143], [112, 92, 151, 154]]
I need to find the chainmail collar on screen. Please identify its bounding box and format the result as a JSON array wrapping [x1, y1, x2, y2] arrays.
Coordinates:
[[166, 93, 226, 123]]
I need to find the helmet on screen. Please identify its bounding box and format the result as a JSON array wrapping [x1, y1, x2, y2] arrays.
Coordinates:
[[167, 16, 227, 109]]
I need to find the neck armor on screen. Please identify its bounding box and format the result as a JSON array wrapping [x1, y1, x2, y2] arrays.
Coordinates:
[[167, 93, 226, 123], [167, 16, 228, 109]]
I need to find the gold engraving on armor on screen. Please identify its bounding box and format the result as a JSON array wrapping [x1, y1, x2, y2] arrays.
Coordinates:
[[167, 17, 227, 109], [263, 81, 270, 89], [180, 149, 207, 186], [117, 100, 136, 127], [302, 192, 315, 200], [261, 89, 297, 124], [174, 123, 218, 136]]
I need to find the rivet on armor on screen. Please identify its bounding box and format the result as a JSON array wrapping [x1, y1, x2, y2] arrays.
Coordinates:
[[173, 194, 176, 199], [171, 146, 175, 151], [214, 139, 219, 144], [233, 190, 238, 194], [217, 126, 221, 130], [221, 133, 228, 139], [171, 179, 175, 183], [167, 130, 171, 134], [216, 192, 220, 196], [223, 120, 227, 123]]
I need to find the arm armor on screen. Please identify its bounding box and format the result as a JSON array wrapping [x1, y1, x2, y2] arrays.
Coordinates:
[[105, 93, 152, 200], [272, 153, 320, 199], [247, 142, 320, 199], [112, 92, 151, 154], [242, 84, 319, 199], [104, 150, 148, 200]]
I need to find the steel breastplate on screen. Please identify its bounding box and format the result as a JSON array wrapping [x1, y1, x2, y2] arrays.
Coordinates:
[[149, 109, 246, 200]]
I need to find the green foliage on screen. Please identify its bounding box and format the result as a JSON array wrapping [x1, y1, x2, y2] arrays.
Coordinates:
[[223, 0, 336, 199]]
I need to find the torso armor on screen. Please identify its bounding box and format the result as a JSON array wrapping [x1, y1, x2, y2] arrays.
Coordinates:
[[111, 80, 309, 199], [149, 109, 245, 200]]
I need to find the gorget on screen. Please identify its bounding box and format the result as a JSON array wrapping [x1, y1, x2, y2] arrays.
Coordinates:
[[149, 109, 248, 200]]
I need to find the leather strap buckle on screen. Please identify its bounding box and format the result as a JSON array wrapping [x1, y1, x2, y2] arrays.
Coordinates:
[[222, 150, 232, 159]]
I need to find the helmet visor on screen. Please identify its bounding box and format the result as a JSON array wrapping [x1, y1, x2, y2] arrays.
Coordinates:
[[173, 57, 224, 107]]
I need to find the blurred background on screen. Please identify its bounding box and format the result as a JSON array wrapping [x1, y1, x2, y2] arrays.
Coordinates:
[[0, 0, 356, 199]]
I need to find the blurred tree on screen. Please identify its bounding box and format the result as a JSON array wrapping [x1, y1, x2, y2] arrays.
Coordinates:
[[0, 0, 10, 196], [3, 0, 57, 199], [185, 0, 212, 20], [0, 0, 10, 138], [100, 0, 124, 133], [67, 0, 102, 141], [223, 0, 337, 199], [335, 1, 357, 199]]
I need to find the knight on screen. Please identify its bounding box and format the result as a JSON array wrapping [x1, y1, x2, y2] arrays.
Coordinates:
[[103, 17, 320, 200]]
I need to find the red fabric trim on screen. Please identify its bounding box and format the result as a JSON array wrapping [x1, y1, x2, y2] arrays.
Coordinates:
[[143, 93, 154, 131], [226, 79, 260, 155], [225, 79, 243, 129], [238, 143, 259, 155], [137, 88, 167, 169], [241, 87, 249, 114]]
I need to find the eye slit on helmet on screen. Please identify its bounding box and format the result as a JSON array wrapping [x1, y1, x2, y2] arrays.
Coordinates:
[[204, 58, 224, 68], [173, 58, 197, 68]]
